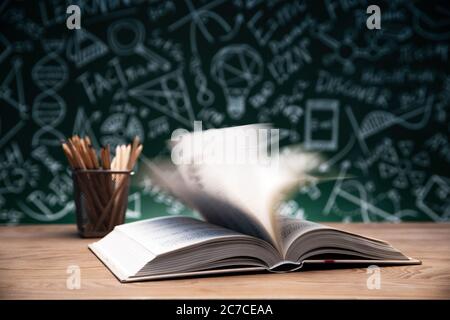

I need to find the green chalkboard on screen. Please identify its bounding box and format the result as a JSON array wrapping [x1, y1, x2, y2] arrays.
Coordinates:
[[0, 0, 449, 224]]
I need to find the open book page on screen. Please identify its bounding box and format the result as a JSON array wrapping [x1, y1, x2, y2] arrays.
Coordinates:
[[117, 215, 251, 256], [163, 124, 321, 251], [147, 160, 276, 246], [277, 215, 411, 262], [90, 216, 283, 280], [278, 215, 330, 256]]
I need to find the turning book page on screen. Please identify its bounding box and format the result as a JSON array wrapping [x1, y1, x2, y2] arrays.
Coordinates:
[[146, 160, 276, 245], [164, 124, 321, 250]]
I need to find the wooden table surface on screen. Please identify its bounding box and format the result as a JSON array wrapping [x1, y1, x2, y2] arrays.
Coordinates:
[[0, 223, 449, 299]]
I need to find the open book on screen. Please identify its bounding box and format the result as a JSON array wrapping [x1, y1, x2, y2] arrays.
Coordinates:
[[89, 125, 420, 282]]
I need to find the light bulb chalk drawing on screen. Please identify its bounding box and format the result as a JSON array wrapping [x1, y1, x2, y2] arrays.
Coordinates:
[[211, 44, 263, 120], [108, 19, 170, 71]]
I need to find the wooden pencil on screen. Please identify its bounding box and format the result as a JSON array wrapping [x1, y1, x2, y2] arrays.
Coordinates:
[[62, 135, 143, 235]]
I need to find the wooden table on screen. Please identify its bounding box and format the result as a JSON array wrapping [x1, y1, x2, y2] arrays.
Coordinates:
[[0, 223, 449, 299]]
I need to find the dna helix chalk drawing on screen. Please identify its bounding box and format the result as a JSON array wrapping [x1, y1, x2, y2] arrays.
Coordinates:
[[31, 44, 68, 147], [345, 97, 434, 156]]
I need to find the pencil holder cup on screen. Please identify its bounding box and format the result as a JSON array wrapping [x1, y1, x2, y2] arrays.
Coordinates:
[[72, 169, 133, 238]]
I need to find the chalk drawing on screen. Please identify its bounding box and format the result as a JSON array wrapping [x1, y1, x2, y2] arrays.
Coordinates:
[[125, 192, 142, 219], [66, 29, 108, 68], [278, 200, 306, 220], [0, 33, 11, 65], [0, 58, 26, 113], [346, 98, 433, 155], [107, 19, 170, 71], [375, 139, 428, 190], [425, 133, 450, 162], [31, 53, 68, 91], [31, 145, 63, 175], [319, 135, 356, 172], [314, 28, 388, 74], [169, 0, 240, 43], [197, 108, 225, 127], [18, 194, 74, 222], [416, 175, 450, 221], [147, 116, 170, 140], [100, 112, 145, 147], [128, 69, 195, 127], [304, 99, 339, 151], [0, 58, 28, 148], [72, 107, 102, 149], [249, 81, 274, 109], [299, 181, 321, 200], [190, 57, 215, 107], [0, 0, 448, 223], [0, 143, 39, 196], [176, 0, 243, 108], [31, 51, 68, 147], [211, 44, 263, 119], [324, 161, 405, 222], [31, 92, 66, 147], [408, 2, 450, 41]]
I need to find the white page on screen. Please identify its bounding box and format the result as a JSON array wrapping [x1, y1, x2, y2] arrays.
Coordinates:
[[117, 216, 249, 256], [278, 215, 330, 254], [168, 125, 321, 250]]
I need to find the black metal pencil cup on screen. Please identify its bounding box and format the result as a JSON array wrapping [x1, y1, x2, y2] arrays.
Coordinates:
[[72, 169, 133, 238]]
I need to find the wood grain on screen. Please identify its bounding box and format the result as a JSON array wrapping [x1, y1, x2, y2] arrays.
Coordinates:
[[0, 223, 449, 299]]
